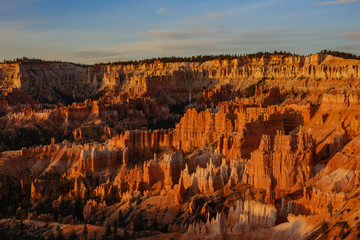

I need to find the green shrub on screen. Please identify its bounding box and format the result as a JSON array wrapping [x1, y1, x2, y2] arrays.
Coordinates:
[[319, 221, 329, 233], [335, 221, 350, 229]]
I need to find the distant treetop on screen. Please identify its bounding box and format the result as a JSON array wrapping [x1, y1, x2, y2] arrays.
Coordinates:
[[2, 50, 359, 66], [319, 49, 360, 60], [98, 50, 298, 66], [1, 56, 90, 67], [97, 50, 360, 66]]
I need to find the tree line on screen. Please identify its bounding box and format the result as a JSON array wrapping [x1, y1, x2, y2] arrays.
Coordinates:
[[1, 57, 90, 67], [98, 51, 298, 65], [86, 50, 360, 66], [320, 49, 360, 60], [2, 50, 359, 67]]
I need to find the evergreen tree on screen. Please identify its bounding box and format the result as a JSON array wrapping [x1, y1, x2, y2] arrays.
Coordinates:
[[327, 202, 333, 217], [151, 219, 158, 233], [83, 223, 88, 240], [103, 223, 112, 240], [0, 229, 6, 240], [123, 226, 130, 240], [46, 230, 55, 240], [112, 220, 118, 239], [132, 231, 136, 240], [118, 210, 125, 227], [69, 230, 77, 240], [319, 221, 329, 233], [56, 226, 65, 240]]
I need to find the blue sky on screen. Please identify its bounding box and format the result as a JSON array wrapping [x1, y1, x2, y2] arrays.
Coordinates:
[[0, 0, 359, 63]]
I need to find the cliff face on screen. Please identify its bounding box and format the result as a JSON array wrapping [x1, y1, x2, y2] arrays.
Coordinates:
[[100, 54, 360, 100], [1, 54, 360, 104], [0, 64, 21, 91], [187, 200, 277, 236], [1, 54, 360, 239], [0, 94, 174, 151], [243, 130, 314, 197], [0, 61, 98, 103]]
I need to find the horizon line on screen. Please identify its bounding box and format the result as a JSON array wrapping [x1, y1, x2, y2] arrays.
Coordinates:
[[2, 50, 359, 66]]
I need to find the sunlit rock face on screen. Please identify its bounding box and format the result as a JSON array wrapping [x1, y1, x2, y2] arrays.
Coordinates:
[[243, 130, 315, 198], [1, 54, 360, 103], [0, 54, 360, 239]]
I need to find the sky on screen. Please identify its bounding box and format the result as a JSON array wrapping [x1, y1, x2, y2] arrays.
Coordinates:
[[0, 0, 359, 64]]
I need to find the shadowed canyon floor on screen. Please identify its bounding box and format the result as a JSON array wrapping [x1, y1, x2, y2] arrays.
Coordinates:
[[1, 53, 360, 239]]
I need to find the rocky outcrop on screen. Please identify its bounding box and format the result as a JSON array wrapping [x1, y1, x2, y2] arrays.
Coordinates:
[[2, 54, 360, 239], [243, 130, 315, 199], [13, 60, 98, 103], [281, 187, 346, 216], [227, 200, 277, 234], [73, 176, 89, 198], [98, 54, 360, 101], [143, 152, 185, 190], [12, 97, 315, 203], [187, 200, 277, 236], [83, 199, 106, 222], [188, 212, 228, 236], [2, 54, 360, 104], [79, 144, 123, 172], [0, 63, 21, 91], [30, 179, 45, 201], [180, 157, 230, 195]]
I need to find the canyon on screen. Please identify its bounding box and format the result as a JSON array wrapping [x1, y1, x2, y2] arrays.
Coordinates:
[[0, 53, 360, 239]]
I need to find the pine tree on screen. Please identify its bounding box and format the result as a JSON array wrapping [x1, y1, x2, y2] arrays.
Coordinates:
[[47, 230, 55, 240], [123, 226, 130, 240], [103, 223, 112, 240], [56, 226, 64, 240], [69, 230, 77, 240], [112, 220, 118, 239], [0, 229, 5, 240], [327, 202, 333, 217], [118, 210, 125, 227], [83, 223, 88, 240]]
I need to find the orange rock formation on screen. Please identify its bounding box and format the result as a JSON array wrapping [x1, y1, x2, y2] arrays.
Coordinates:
[[1, 53, 360, 239]]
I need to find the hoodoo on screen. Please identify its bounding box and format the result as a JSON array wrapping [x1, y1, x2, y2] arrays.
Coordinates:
[[1, 53, 360, 239]]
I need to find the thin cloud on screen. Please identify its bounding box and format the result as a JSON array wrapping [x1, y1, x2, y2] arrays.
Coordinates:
[[121, 30, 313, 55], [0, 0, 43, 12], [157, 7, 172, 16], [122, 39, 230, 54], [74, 50, 132, 60], [317, 0, 357, 5], [338, 44, 360, 55], [207, 13, 226, 18], [339, 43, 360, 49], [343, 32, 360, 41], [145, 29, 218, 40]]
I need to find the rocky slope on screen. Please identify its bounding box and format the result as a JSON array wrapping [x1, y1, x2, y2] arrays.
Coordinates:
[[1, 53, 359, 104], [0, 53, 360, 239]]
